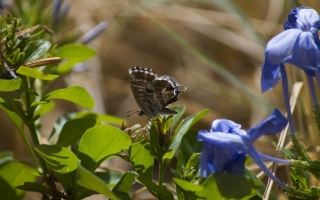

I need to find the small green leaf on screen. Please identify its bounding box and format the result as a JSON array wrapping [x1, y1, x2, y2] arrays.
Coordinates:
[[0, 79, 22, 92], [48, 113, 76, 144], [56, 118, 98, 147], [149, 123, 162, 162], [23, 39, 51, 63], [186, 153, 200, 171], [112, 171, 135, 199], [170, 105, 186, 128], [75, 111, 125, 125], [78, 125, 132, 171], [0, 161, 37, 200], [170, 109, 209, 155], [54, 44, 96, 74], [16, 66, 58, 80], [16, 182, 53, 196], [176, 130, 203, 173], [290, 168, 308, 189], [163, 149, 174, 167], [34, 145, 78, 173], [76, 165, 117, 199], [44, 85, 94, 109], [138, 175, 174, 200], [12, 49, 20, 64], [33, 101, 55, 118], [173, 178, 202, 192], [129, 142, 154, 180]]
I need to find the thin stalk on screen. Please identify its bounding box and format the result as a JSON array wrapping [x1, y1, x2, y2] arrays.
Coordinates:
[[307, 75, 318, 106], [158, 162, 165, 186], [26, 121, 48, 174], [21, 76, 50, 174], [280, 65, 310, 161], [280, 65, 295, 134]]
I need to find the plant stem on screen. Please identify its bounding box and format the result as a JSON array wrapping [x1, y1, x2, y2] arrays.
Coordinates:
[[158, 162, 165, 186]]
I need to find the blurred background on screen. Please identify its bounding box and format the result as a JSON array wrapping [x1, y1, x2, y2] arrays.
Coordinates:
[[1, 0, 320, 199]]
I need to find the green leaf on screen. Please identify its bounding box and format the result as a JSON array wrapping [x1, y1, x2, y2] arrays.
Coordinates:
[[33, 101, 55, 118], [34, 144, 78, 173], [16, 66, 58, 80], [0, 161, 37, 200], [16, 182, 53, 196], [95, 171, 124, 187], [138, 175, 174, 200], [0, 99, 37, 167], [44, 85, 94, 109], [54, 44, 96, 74], [196, 174, 262, 200], [112, 171, 135, 199], [56, 118, 98, 147], [149, 122, 162, 162], [48, 113, 76, 144], [163, 149, 174, 167], [76, 165, 117, 199], [170, 109, 208, 155], [185, 153, 200, 181], [78, 125, 132, 171], [173, 178, 202, 192], [0, 151, 14, 166], [23, 39, 51, 63], [0, 79, 22, 92], [245, 169, 268, 200], [129, 142, 154, 180], [176, 130, 203, 173], [290, 168, 308, 189], [75, 111, 125, 125], [170, 105, 186, 128]]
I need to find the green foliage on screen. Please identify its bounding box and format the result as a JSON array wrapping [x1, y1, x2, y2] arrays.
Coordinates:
[[76, 165, 118, 199], [1, 1, 306, 199], [23, 39, 51, 63], [43, 85, 95, 109], [0, 3, 131, 200], [78, 125, 132, 171], [54, 44, 97, 74], [129, 142, 154, 179], [0, 160, 37, 199]]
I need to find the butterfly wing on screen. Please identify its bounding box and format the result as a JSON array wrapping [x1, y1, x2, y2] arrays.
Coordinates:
[[151, 75, 182, 115], [128, 67, 157, 117]]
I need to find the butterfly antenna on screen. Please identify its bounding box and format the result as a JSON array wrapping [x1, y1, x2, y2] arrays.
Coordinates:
[[127, 110, 139, 117]]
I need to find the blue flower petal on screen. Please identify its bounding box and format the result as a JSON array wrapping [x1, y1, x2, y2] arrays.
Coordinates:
[[265, 30, 301, 64], [211, 119, 241, 132], [246, 109, 287, 143], [286, 32, 320, 71], [199, 143, 246, 176], [296, 8, 320, 30], [198, 130, 245, 148], [261, 61, 281, 92]]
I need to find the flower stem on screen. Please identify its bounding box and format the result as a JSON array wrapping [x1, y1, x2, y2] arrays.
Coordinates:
[[279, 65, 295, 134], [307, 75, 318, 106]]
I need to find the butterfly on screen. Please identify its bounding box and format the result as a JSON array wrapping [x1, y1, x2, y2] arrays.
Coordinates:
[[128, 66, 186, 119]]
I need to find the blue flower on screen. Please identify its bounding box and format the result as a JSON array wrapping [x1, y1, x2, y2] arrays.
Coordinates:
[[198, 109, 288, 189], [81, 21, 108, 44], [261, 7, 320, 92]]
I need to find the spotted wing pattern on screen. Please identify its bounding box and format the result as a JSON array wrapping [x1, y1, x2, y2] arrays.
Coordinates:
[[128, 66, 186, 119]]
